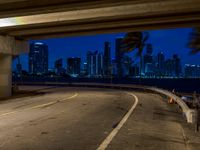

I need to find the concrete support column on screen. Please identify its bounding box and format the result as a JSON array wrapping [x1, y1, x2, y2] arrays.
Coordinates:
[[0, 54, 12, 98]]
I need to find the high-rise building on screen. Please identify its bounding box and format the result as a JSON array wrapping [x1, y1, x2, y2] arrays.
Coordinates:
[[129, 64, 139, 77], [157, 52, 165, 71], [122, 55, 133, 77], [115, 38, 124, 78], [55, 58, 62, 69], [98, 52, 104, 76], [81, 62, 88, 76], [67, 57, 81, 76], [87, 51, 103, 77], [142, 45, 153, 75], [54, 58, 65, 75], [103, 41, 111, 76], [29, 42, 48, 75], [184, 64, 200, 78], [164, 54, 181, 77], [173, 54, 182, 77], [145, 63, 155, 77], [111, 58, 117, 76], [165, 58, 174, 77]]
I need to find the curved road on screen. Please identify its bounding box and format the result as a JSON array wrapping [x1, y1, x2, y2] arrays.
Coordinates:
[[0, 86, 188, 150]]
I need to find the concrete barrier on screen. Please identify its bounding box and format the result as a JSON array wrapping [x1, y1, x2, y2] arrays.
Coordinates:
[[146, 87, 194, 123]]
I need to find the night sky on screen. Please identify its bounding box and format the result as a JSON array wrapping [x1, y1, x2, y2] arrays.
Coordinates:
[[13, 27, 200, 71]]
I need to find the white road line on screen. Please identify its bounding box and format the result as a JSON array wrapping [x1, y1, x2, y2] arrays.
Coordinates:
[[96, 92, 139, 150]]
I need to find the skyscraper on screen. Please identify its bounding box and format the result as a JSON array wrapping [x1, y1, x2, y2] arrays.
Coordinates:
[[103, 41, 111, 76], [165, 58, 174, 77], [157, 52, 165, 70], [67, 57, 81, 76], [29, 42, 48, 75], [173, 54, 182, 77], [122, 55, 133, 77], [142, 44, 153, 75], [87, 51, 103, 77], [115, 38, 124, 78], [54, 58, 65, 75], [185, 64, 200, 78]]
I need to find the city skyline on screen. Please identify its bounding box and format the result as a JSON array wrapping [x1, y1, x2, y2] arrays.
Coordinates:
[[14, 40, 200, 78], [13, 28, 200, 71]]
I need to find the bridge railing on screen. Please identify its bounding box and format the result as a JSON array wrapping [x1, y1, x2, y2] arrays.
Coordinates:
[[146, 87, 195, 123]]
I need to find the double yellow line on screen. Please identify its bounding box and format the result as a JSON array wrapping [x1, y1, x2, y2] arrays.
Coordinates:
[[0, 93, 78, 118]]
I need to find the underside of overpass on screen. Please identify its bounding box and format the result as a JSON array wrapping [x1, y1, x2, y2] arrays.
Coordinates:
[[0, 0, 200, 98]]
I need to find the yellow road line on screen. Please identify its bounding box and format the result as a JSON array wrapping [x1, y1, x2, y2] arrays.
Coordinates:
[[0, 93, 78, 118]]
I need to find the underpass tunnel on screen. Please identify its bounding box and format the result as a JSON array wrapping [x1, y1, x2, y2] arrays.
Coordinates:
[[1, 0, 200, 98]]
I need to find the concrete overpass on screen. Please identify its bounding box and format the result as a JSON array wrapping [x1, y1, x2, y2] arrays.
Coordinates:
[[0, 0, 200, 98]]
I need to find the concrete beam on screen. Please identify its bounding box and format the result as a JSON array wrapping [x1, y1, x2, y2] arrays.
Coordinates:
[[0, 0, 147, 18], [0, 0, 199, 29], [0, 35, 29, 55], [6, 13, 200, 39], [0, 54, 12, 98], [0, 0, 199, 39]]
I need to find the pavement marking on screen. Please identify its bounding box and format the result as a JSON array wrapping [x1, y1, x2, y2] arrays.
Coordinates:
[[96, 92, 139, 150], [0, 93, 78, 118], [27, 93, 78, 110], [180, 124, 191, 150]]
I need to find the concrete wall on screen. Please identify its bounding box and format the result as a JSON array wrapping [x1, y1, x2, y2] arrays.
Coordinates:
[[0, 54, 12, 98]]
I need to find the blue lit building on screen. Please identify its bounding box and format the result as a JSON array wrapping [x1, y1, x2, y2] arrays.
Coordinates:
[[87, 51, 103, 77], [29, 42, 48, 75], [142, 44, 153, 75], [185, 64, 200, 78], [67, 57, 81, 76], [54, 58, 65, 75], [115, 37, 124, 78], [103, 41, 111, 76]]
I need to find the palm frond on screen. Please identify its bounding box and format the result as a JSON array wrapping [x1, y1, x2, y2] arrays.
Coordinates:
[[188, 28, 200, 54]]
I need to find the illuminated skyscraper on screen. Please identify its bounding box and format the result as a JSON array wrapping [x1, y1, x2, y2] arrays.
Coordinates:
[[87, 51, 103, 77], [157, 52, 165, 71], [54, 58, 65, 75], [115, 38, 124, 78], [67, 57, 81, 76], [103, 41, 111, 76], [142, 44, 153, 75], [29, 42, 48, 74], [185, 64, 200, 78], [173, 54, 182, 77]]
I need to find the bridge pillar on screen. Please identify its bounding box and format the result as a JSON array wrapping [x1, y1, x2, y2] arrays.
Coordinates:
[[0, 35, 29, 99], [0, 54, 12, 98]]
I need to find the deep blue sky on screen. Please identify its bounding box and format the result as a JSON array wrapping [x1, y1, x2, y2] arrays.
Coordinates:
[[13, 27, 200, 71]]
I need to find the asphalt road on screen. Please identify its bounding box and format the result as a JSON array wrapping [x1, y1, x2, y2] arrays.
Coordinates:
[[0, 86, 189, 150]]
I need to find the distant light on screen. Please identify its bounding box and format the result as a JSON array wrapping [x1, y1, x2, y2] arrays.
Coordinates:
[[35, 42, 44, 45]]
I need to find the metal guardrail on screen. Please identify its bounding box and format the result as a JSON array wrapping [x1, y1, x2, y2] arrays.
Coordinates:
[[18, 82, 196, 123]]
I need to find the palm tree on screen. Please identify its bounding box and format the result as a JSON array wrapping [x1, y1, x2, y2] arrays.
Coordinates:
[[121, 31, 149, 79], [188, 28, 200, 54]]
